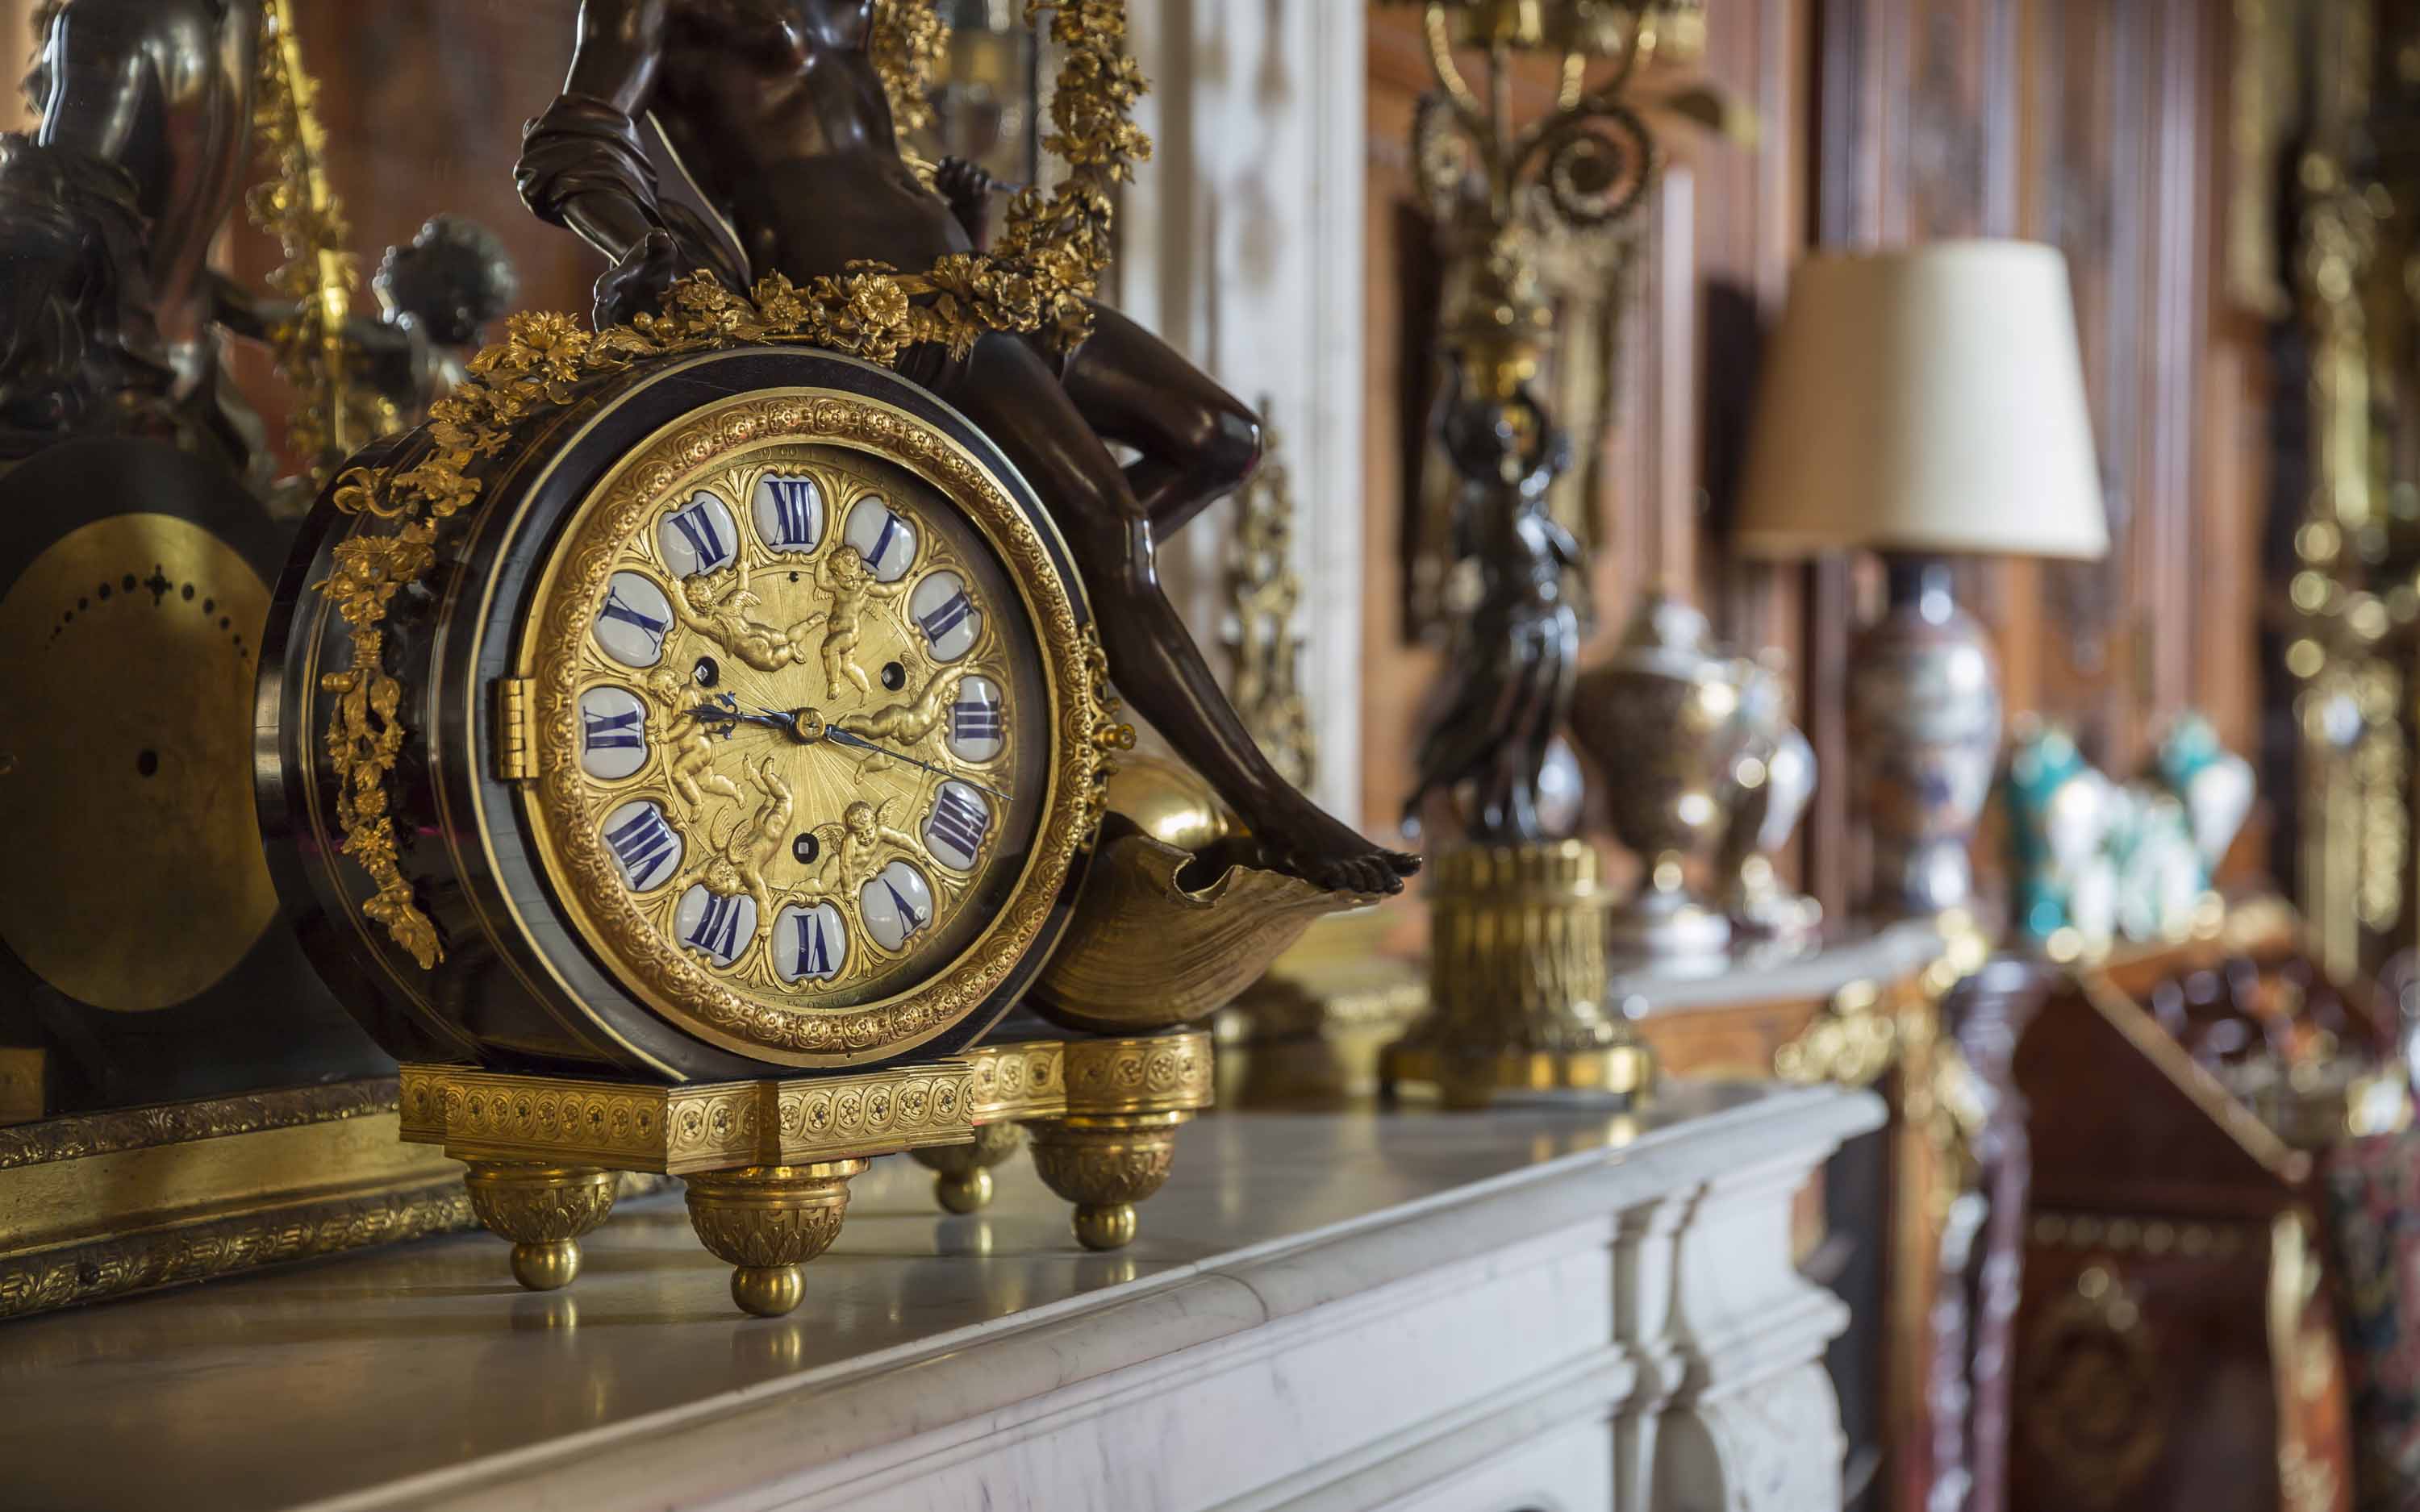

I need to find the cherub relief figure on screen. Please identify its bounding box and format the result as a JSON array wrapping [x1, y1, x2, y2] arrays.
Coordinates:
[[850, 664, 965, 746], [691, 753, 794, 925], [643, 664, 743, 810], [674, 561, 798, 673], [517, 0, 1418, 896], [786, 545, 908, 701], [798, 798, 916, 900]]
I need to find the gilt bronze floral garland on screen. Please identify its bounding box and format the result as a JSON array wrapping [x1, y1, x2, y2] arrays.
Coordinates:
[[870, 0, 951, 143]]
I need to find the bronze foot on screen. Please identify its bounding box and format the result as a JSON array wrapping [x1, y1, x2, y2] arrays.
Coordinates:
[[461, 1162, 620, 1292], [908, 1121, 1024, 1214], [682, 1160, 865, 1318], [1024, 1111, 1188, 1252]]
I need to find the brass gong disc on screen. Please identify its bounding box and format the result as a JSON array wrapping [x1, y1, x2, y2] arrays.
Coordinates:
[[0, 513, 276, 1010]]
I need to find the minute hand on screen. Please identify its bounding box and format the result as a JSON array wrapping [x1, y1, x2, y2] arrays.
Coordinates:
[[825, 727, 1011, 803]]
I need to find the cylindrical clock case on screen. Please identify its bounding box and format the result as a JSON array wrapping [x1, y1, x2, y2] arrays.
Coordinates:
[[257, 348, 1097, 1082]]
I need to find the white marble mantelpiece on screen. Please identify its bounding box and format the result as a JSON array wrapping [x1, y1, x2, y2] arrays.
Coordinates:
[[1610, 919, 1948, 1014], [0, 1085, 1881, 1512]]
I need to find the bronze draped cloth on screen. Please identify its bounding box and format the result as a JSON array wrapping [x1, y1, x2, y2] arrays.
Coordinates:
[[0, 134, 181, 461], [516, 94, 751, 299]]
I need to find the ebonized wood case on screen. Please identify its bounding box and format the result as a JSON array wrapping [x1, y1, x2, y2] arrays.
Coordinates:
[[257, 348, 1099, 1083]]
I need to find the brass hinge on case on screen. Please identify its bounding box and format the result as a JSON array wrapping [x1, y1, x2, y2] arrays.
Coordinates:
[[495, 677, 539, 783]]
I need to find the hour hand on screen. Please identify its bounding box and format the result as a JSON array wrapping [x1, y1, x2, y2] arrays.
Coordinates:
[[690, 698, 785, 732]]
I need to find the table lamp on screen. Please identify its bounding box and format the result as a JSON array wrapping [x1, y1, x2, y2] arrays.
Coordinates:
[[1734, 240, 2110, 918]]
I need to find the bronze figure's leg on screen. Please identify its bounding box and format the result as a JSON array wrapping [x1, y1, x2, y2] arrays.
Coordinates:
[[940, 330, 1418, 897], [1054, 302, 1262, 539]]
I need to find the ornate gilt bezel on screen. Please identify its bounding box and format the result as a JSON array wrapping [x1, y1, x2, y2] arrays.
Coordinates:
[[516, 389, 1101, 1068]]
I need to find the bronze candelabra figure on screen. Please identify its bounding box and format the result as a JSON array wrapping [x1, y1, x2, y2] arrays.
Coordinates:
[[1383, 0, 1709, 1106]]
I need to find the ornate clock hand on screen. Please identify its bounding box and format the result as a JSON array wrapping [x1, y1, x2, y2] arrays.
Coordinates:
[[823, 726, 1012, 804], [692, 697, 784, 731]]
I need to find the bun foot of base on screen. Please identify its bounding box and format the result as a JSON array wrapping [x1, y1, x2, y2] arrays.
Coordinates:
[[509, 1239, 582, 1291], [729, 1264, 806, 1318], [909, 1122, 1024, 1215], [1072, 1202, 1138, 1251], [461, 1163, 619, 1293], [1025, 1112, 1189, 1253], [936, 1168, 994, 1214], [684, 1160, 866, 1318]]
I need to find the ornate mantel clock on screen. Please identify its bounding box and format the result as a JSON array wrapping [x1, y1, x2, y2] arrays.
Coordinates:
[[257, 0, 1382, 1316], [265, 348, 1111, 1079], [263, 345, 1179, 1314]]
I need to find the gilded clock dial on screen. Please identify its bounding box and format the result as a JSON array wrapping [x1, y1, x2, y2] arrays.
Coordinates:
[[542, 439, 1049, 1021]]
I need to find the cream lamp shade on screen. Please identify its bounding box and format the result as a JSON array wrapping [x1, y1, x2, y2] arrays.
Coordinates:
[[1733, 240, 2111, 561]]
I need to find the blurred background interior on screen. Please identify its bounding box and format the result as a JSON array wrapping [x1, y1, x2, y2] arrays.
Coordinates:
[[3, 2, 2420, 1510]]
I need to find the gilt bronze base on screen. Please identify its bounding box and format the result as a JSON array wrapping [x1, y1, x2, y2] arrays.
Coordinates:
[[908, 1031, 1216, 1250], [399, 1059, 978, 1316], [1385, 840, 1658, 1111]]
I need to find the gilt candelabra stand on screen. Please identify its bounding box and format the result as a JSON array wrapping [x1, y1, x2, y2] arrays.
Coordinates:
[[1384, 0, 1704, 1108]]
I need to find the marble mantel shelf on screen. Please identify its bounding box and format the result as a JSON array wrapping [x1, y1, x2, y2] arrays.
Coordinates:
[[0, 1084, 1882, 1512]]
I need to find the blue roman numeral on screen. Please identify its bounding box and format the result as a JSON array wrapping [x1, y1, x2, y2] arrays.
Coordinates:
[[764, 478, 818, 548], [666, 500, 732, 572], [883, 879, 927, 935], [917, 590, 974, 645], [687, 892, 745, 960], [928, 788, 991, 863], [603, 807, 679, 889], [950, 696, 1002, 744], [599, 587, 670, 652], [582, 707, 645, 751], [793, 912, 836, 979], [866, 511, 906, 573]]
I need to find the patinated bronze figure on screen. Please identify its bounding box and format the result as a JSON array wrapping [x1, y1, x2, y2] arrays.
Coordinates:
[[520, 0, 1417, 896], [0, 0, 261, 463], [2, 4, 515, 481], [1402, 380, 1580, 843]]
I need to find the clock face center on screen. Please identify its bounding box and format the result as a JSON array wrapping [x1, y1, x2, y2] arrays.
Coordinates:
[[784, 707, 828, 744]]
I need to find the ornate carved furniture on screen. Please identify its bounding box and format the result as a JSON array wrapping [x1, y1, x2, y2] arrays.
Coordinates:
[[1920, 956, 2055, 1512], [2009, 920, 2392, 1512]]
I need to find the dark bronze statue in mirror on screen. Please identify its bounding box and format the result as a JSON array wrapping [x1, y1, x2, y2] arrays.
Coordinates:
[[515, 0, 1417, 898], [0, 1, 516, 487], [0, 0, 259, 468]]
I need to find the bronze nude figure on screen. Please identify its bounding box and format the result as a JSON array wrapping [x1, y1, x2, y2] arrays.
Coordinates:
[[1400, 380, 1580, 843], [2, 3, 516, 482], [519, 0, 1418, 896], [0, 0, 261, 464]]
